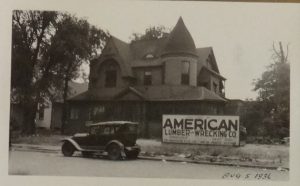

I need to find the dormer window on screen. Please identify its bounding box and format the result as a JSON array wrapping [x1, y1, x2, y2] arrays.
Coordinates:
[[104, 63, 117, 87], [145, 53, 154, 59], [144, 71, 152, 85]]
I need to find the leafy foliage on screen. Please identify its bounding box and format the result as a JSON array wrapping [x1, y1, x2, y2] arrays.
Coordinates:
[[47, 14, 109, 133], [130, 25, 170, 42], [11, 10, 108, 134], [11, 10, 59, 134], [11, 10, 58, 103], [245, 42, 290, 138]]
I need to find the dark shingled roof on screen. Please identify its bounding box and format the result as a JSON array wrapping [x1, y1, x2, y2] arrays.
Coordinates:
[[161, 17, 197, 56], [196, 47, 212, 64], [135, 85, 226, 101], [69, 85, 226, 102], [98, 18, 222, 73], [110, 36, 133, 77], [130, 38, 167, 59], [69, 88, 123, 101], [196, 47, 220, 73], [55, 81, 88, 102]]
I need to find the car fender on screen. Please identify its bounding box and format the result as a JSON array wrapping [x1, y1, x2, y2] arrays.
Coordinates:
[[106, 140, 126, 158], [61, 138, 83, 151]]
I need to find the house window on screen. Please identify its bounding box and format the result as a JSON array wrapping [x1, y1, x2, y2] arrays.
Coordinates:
[[105, 70, 117, 87], [38, 107, 44, 120], [181, 61, 190, 85], [89, 105, 105, 120], [70, 108, 79, 120], [144, 71, 152, 85]]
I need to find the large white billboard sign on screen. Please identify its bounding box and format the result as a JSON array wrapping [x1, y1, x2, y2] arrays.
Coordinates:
[[162, 115, 240, 146]]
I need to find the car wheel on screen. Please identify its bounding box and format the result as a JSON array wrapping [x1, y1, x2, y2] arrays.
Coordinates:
[[62, 141, 75, 157], [107, 143, 121, 160], [82, 151, 93, 158]]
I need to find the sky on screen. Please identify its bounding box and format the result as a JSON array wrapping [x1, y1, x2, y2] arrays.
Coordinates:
[[66, 1, 300, 100]]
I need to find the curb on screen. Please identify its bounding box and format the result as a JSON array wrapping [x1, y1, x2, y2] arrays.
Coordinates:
[[11, 144, 289, 171]]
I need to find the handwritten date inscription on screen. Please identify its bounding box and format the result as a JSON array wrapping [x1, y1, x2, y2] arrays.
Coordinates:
[[222, 172, 271, 180]]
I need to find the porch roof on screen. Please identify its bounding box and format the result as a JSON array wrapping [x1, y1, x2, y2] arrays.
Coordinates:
[[68, 85, 227, 102]]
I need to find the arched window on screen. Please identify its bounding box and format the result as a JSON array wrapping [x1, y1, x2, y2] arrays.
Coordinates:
[[100, 60, 118, 88]]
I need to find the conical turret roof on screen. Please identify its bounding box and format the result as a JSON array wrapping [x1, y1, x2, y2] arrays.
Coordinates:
[[162, 17, 197, 56]]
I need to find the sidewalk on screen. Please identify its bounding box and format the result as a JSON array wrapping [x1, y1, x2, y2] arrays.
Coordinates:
[[11, 143, 60, 153], [11, 140, 289, 171]]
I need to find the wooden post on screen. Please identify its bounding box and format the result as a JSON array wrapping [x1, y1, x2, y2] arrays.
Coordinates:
[[142, 102, 149, 138]]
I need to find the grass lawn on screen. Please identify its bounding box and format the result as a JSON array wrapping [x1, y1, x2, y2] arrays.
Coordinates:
[[137, 139, 289, 168]]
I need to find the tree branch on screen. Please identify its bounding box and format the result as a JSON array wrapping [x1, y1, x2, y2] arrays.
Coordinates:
[[285, 43, 289, 63], [272, 42, 281, 58]]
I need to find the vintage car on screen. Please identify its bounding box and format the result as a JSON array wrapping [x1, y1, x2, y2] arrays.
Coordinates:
[[61, 121, 141, 160]]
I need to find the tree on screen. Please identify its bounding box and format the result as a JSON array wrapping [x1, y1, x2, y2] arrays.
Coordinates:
[[48, 14, 109, 133], [11, 10, 59, 134], [130, 25, 170, 42], [252, 42, 290, 138], [11, 11, 108, 134]]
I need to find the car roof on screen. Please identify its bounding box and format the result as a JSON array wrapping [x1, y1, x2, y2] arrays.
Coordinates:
[[85, 121, 139, 127]]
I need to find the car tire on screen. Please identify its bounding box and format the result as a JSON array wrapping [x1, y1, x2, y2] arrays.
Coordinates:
[[62, 141, 75, 157], [107, 143, 121, 160]]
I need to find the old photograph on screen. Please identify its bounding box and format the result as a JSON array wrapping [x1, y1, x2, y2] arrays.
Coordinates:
[[3, 0, 300, 184]]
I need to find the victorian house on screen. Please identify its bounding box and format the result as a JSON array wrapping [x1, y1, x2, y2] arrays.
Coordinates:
[[66, 17, 227, 137]]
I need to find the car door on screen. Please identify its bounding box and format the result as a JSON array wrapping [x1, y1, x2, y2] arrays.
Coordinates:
[[95, 125, 111, 149], [73, 126, 98, 150]]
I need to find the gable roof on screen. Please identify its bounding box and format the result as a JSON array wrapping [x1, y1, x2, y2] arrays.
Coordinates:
[[196, 47, 220, 73], [110, 36, 133, 77], [196, 47, 211, 64], [97, 36, 133, 77], [113, 87, 145, 100]]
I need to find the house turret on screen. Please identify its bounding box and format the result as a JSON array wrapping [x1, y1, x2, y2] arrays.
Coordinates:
[[162, 17, 198, 86], [161, 17, 197, 57]]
